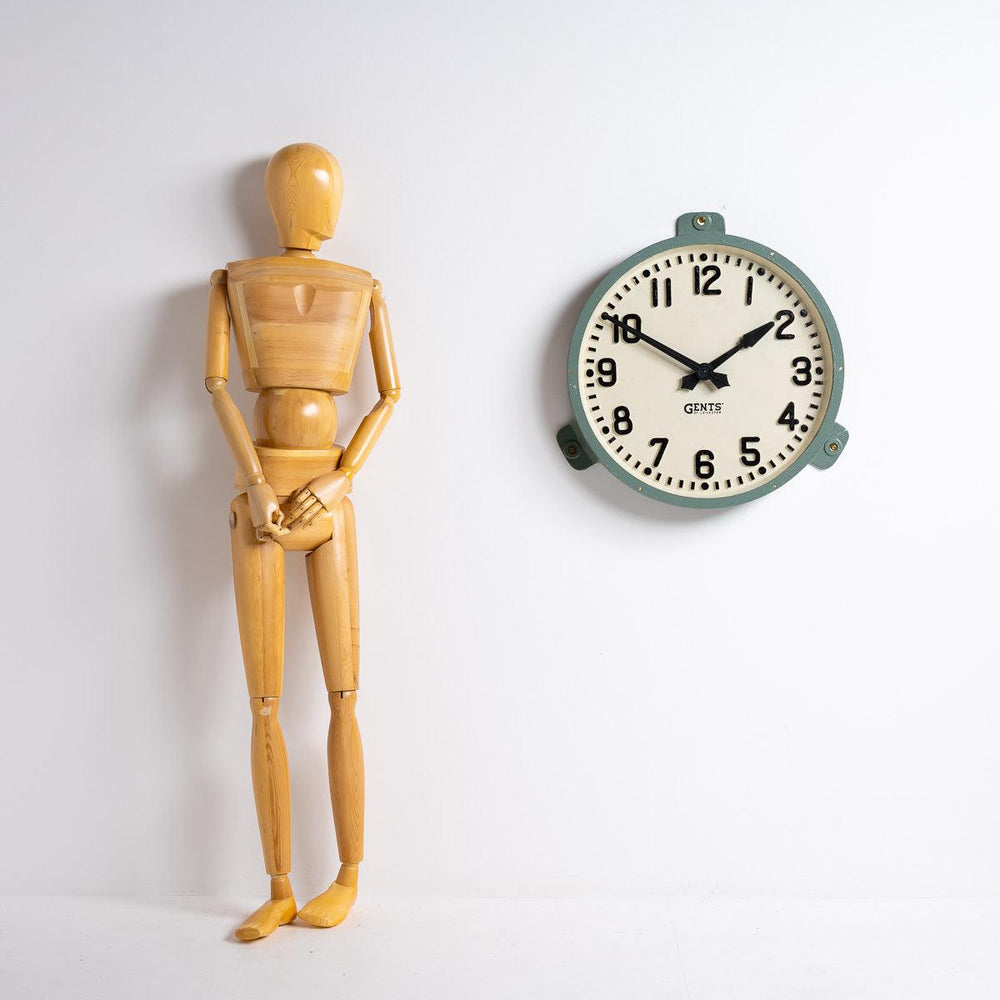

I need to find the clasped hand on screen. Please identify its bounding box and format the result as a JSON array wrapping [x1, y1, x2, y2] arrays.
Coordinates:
[[285, 469, 353, 530]]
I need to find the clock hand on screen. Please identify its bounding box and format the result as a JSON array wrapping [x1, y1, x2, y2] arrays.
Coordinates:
[[679, 321, 775, 390], [600, 313, 729, 390]]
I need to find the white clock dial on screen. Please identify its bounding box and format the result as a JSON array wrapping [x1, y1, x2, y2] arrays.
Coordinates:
[[574, 244, 835, 499]]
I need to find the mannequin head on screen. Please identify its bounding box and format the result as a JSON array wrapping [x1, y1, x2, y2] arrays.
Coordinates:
[[264, 143, 343, 252]]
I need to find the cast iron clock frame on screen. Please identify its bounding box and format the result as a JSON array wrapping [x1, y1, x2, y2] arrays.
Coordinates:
[[557, 212, 849, 508]]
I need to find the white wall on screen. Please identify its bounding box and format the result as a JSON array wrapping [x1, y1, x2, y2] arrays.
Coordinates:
[[2, 0, 997, 900]]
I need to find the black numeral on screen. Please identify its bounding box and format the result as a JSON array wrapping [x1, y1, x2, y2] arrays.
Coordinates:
[[613, 406, 633, 435], [695, 449, 715, 479], [774, 309, 795, 339], [649, 437, 669, 467], [611, 313, 641, 344], [650, 277, 671, 307], [693, 265, 721, 295], [596, 358, 617, 387], [778, 402, 799, 431], [791, 356, 812, 386], [740, 436, 761, 466]]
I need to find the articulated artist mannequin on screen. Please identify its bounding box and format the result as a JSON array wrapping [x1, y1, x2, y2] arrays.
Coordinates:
[[204, 143, 400, 941]]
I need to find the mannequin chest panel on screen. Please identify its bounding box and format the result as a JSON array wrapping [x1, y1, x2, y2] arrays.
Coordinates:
[[227, 256, 373, 393]]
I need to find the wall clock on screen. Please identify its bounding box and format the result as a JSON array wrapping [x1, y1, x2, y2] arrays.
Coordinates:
[[557, 212, 849, 508]]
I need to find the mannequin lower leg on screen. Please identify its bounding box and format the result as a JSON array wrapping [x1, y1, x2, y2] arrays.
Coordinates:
[[235, 696, 297, 941], [250, 696, 293, 877], [297, 690, 364, 927], [329, 690, 365, 866]]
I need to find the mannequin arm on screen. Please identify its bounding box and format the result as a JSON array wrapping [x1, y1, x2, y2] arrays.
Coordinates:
[[204, 269, 284, 536], [341, 279, 401, 477], [286, 279, 401, 526]]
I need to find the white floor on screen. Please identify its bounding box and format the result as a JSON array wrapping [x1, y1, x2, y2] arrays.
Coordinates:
[[3, 895, 998, 999]]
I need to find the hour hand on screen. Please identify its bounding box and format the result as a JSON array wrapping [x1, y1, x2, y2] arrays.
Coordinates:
[[679, 321, 774, 390]]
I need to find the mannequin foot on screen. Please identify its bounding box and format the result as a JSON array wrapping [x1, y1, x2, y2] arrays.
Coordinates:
[[235, 876, 297, 941], [297, 864, 359, 928]]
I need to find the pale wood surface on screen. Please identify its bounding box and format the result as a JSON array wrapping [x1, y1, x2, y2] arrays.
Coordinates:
[[305, 498, 360, 692], [229, 495, 286, 698], [204, 269, 230, 380], [226, 255, 372, 393], [328, 693, 365, 864], [235, 445, 344, 498], [249, 697, 291, 877], [253, 387, 338, 448], [234, 894, 296, 942], [204, 142, 400, 939], [369, 279, 400, 393], [210, 381, 265, 483], [264, 142, 343, 253]]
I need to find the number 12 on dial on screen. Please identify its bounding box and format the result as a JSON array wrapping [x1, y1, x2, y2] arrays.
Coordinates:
[[557, 212, 849, 508]]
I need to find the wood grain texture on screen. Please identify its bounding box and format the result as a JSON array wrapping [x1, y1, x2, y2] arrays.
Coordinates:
[[264, 143, 342, 252], [226, 255, 372, 393], [211, 382, 265, 483], [234, 446, 344, 498], [369, 279, 400, 394], [230, 494, 285, 698], [205, 269, 231, 381], [205, 143, 398, 935], [305, 498, 360, 692], [253, 387, 338, 448], [328, 692, 364, 865], [250, 697, 291, 875]]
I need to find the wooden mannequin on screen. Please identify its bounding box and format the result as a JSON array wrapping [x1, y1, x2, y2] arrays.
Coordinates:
[[204, 143, 400, 941]]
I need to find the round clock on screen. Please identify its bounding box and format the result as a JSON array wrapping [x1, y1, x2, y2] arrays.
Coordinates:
[[557, 212, 849, 508]]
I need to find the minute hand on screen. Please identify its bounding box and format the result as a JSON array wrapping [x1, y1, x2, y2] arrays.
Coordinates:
[[600, 313, 729, 390], [679, 321, 775, 391]]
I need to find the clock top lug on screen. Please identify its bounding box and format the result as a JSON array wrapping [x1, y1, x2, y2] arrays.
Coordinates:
[[678, 212, 726, 237]]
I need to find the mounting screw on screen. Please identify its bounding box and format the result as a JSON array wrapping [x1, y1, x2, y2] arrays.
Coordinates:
[[693, 214, 710, 229], [557, 422, 597, 470], [826, 440, 839, 454]]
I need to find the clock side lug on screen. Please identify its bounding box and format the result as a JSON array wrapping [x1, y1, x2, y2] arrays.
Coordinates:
[[677, 211, 726, 236], [810, 422, 849, 469], [557, 422, 597, 470]]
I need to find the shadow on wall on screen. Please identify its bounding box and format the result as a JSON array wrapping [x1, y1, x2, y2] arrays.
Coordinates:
[[134, 280, 235, 896], [536, 269, 724, 526], [133, 158, 339, 900], [232, 158, 277, 259]]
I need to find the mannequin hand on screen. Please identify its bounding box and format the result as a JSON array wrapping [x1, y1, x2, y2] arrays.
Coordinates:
[[247, 481, 288, 539], [285, 470, 352, 529]]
